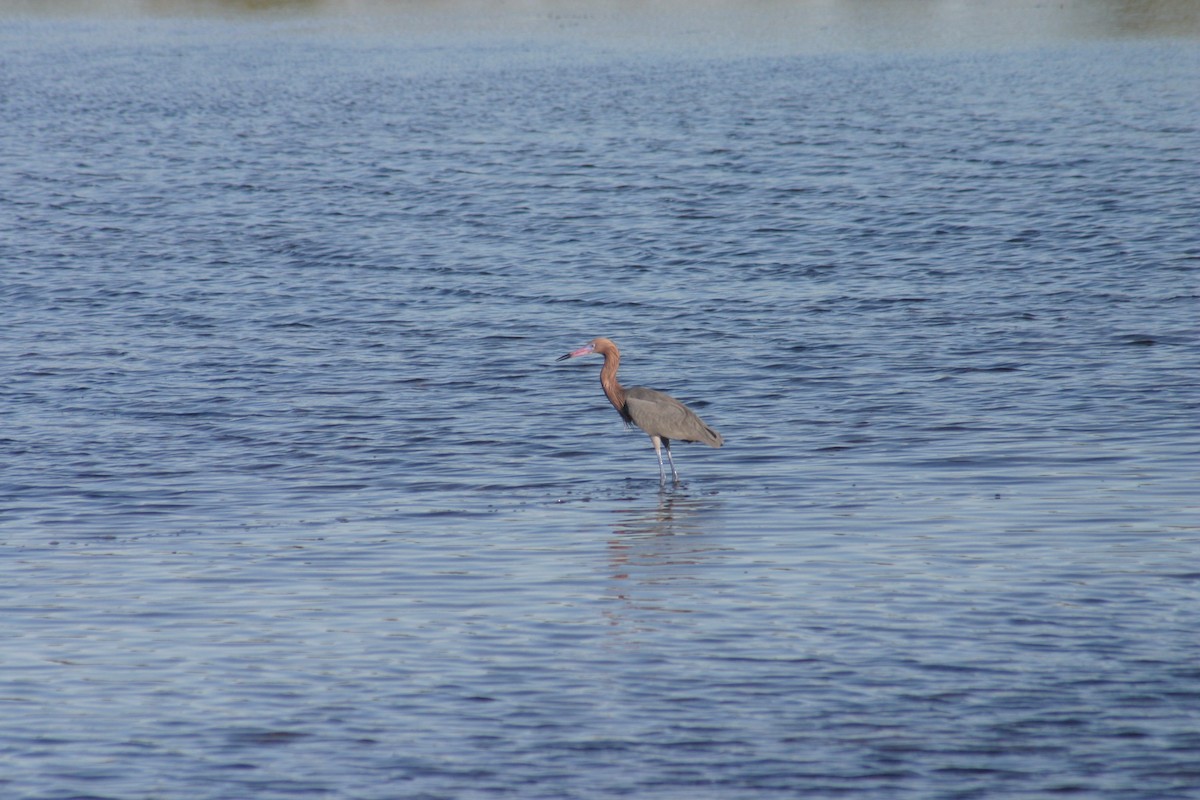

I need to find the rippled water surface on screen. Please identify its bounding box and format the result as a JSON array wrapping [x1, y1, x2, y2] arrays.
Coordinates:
[[3, 8, 1200, 799]]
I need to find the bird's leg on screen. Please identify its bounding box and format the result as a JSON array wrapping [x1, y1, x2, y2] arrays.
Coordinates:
[[663, 438, 681, 484], [651, 435, 666, 484]]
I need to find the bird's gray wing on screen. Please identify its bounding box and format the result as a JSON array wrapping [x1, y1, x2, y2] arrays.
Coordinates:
[[625, 386, 722, 446]]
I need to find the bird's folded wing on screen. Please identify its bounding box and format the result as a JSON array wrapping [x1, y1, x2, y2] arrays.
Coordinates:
[[625, 387, 707, 441]]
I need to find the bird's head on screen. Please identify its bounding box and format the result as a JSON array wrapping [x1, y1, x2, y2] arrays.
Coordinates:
[[556, 341, 595, 361], [556, 337, 616, 362]]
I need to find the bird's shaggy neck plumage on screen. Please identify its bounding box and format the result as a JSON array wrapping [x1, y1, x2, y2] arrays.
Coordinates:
[[593, 338, 631, 424]]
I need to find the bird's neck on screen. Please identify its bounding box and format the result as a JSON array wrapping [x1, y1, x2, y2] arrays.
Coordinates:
[[599, 352, 629, 420]]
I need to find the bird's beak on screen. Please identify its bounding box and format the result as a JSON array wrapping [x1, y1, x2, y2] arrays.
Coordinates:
[[556, 343, 595, 361]]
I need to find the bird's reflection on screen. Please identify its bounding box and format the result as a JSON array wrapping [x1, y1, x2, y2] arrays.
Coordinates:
[[603, 488, 726, 631], [611, 488, 718, 538]]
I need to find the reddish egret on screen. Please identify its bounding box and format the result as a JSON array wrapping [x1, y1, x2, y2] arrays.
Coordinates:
[[556, 337, 723, 483]]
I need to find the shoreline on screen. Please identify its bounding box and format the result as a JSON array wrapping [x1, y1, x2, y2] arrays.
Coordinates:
[[2, 0, 1199, 56]]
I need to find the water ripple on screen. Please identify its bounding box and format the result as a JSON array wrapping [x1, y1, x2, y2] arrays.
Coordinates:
[[2, 16, 1199, 800]]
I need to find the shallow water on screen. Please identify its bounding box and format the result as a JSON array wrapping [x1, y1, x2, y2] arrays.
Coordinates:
[[2, 7, 1200, 799]]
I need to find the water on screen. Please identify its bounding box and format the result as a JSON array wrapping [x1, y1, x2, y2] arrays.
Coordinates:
[[3, 5, 1200, 798]]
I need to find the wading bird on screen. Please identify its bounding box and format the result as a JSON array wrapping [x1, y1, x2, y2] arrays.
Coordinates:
[[556, 337, 723, 484]]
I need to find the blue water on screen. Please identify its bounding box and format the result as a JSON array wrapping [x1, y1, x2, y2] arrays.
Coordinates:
[[2, 9, 1199, 799]]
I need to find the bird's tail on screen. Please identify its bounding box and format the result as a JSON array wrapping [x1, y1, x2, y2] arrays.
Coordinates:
[[700, 424, 724, 448]]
